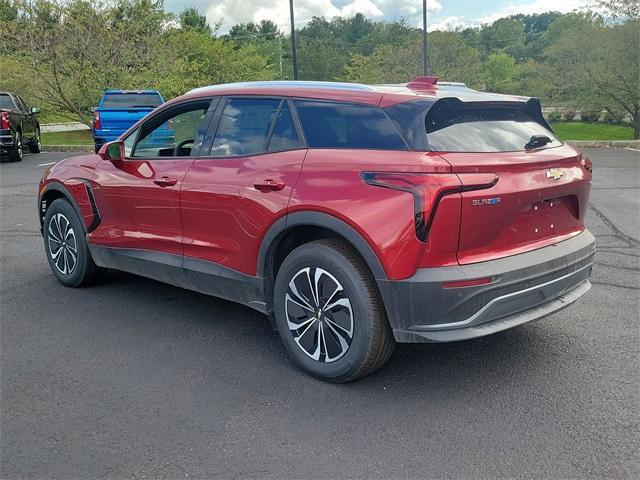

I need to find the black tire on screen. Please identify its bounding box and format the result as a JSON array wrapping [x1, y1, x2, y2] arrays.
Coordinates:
[[43, 198, 105, 287], [7, 131, 23, 162], [28, 128, 42, 153], [94, 144, 101, 154], [273, 238, 395, 382]]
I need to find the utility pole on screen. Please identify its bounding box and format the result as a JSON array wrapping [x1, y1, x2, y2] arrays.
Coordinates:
[[289, 0, 298, 80], [422, 0, 429, 75]]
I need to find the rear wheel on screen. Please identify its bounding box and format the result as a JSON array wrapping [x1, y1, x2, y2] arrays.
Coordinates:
[[7, 131, 23, 162], [43, 199, 105, 287], [28, 128, 42, 153], [273, 239, 395, 382]]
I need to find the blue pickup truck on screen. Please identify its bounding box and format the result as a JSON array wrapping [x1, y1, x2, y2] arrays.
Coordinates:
[[92, 90, 172, 153]]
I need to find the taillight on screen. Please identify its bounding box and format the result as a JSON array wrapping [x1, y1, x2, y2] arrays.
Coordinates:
[[362, 172, 498, 241], [0, 112, 9, 129], [93, 111, 101, 130]]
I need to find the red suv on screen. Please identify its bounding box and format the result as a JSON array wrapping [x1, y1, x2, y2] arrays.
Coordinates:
[[39, 78, 595, 381]]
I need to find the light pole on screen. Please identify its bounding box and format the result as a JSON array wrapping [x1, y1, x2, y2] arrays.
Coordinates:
[[289, 0, 298, 80], [422, 0, 429, 76]]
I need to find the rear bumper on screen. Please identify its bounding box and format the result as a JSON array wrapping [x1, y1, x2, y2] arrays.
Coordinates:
[[377, 230, 596, 343]]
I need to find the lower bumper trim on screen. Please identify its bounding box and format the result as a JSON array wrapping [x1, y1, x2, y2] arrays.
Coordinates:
[[393, 279, 591, 343]]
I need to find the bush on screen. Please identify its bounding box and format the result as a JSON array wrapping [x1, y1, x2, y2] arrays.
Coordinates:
[[580, 109, 602, 123], [562, 108, 577, 121], [602, 111, 623, 124], [547, 110, 562, 122]]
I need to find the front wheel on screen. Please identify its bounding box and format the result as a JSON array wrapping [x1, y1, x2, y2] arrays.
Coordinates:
[[273, 239, 395, 382], [29, 128, 42, 153], [43, 199, 105, 287]]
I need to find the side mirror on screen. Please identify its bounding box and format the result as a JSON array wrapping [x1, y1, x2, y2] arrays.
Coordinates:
[[90, 107, 97, 113], [99, 140, 125, 161], [31, 107, 41, 114]]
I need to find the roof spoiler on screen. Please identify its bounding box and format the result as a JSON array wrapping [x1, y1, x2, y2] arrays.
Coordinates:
[[407, 76, 438, 90]]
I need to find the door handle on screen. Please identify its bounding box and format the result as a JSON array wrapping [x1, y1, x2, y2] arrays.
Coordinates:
[[154, 176, 178, 187], [254, 179, 285, 192]]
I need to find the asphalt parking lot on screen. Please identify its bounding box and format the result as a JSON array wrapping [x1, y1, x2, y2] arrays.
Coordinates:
[[1, 148, 639, 479]]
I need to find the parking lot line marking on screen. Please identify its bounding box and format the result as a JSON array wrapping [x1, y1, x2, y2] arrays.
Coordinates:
[[37, 161, 57, 166]]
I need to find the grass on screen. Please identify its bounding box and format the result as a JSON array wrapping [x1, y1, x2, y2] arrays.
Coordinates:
[[41, 130, 93, 145], [551, 121, 635, 141]]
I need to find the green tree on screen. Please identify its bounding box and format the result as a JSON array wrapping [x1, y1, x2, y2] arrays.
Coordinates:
[[482, 53, 518, 93], [179, 6, 210, 34], [157, 29, 276, 98], [544, 14, 640, 137], [0, 0, 17, 21], [343, 31, 482, 87], [228, 20, 279, 41], [480, 18, 527, 60], [596, 0, 639, 19], [4, 0, 170, 124]]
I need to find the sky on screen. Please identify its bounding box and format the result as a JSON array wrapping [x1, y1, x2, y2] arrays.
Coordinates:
[[163, 0, 593, 33]]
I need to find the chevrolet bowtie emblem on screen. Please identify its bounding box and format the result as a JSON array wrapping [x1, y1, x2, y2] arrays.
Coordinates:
[[546, 169, 564, 180]]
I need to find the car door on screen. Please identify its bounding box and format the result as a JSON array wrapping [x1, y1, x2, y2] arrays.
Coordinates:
[[90, 98, 216, 259], [16, 95, 37, 138], [181, 97, 307, 277], [13, 95, 34, 140]]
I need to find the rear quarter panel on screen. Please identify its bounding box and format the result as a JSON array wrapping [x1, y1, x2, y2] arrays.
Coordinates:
[[289, 149, 456, 280]]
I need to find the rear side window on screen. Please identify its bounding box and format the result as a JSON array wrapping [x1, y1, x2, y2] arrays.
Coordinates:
[[294, 100, 407, 150], [426, 104, 561, 152], [210, 98, 281, 156], [0, 94, 16, 110], [102, 93, 163, 108]]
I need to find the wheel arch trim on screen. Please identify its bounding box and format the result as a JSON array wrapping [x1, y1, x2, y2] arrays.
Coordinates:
[[257, 211, 388, 281], [39, 180, 101, 234]]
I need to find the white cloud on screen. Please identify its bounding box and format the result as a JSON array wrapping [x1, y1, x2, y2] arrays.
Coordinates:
[[202, 0, 592, 34], [428, 15, 471, 32], [475, 0, 591, 25], [206, 0, 442, 33]]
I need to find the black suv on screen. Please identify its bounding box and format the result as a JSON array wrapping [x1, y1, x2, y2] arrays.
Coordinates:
[[0, 92, 41, 162]]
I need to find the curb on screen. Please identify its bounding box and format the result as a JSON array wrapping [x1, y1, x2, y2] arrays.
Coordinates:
[[41, 122, 90, 133], [567, 140, 639, 148], [43, 145, 94, 152]]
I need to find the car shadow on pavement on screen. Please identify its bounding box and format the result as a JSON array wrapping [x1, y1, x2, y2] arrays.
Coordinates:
[[89, 269, 564, 397]]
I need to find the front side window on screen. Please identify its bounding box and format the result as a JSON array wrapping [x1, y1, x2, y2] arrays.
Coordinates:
[[123, 128, 138, 157], [268, 102, 302, 152], [294, 100, 407, 150], [132, 101, 211, 158], [210, 98, 281, 157]]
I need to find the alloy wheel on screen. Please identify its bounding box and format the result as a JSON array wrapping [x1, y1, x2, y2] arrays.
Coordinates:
[[285, 266, 354, 363], [47, 213, 78, 275]]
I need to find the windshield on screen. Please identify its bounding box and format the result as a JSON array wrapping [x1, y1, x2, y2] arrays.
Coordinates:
[[426, 104, 561, 152], [0, 94, 16, 110], [102, 93, 163, 108]]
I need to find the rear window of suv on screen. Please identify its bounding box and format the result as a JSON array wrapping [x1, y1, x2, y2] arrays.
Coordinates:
[[425, 103, 561, 152], [102, 93, 163, 108], [294, 100, 407, 150], [0, 94, 16, 110]]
